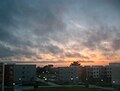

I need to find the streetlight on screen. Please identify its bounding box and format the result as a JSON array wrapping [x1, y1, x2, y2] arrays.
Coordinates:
[[45, 78, 47, 81], [112, 80, 116, 89], [86, 78, 88, 83], [101, 79, 103, 82], [70, 78, 74, 84], [19, 78, 22, 85], [113, 80, 115, 84], [38, 75, 41, 78], [19, 78, 21, 81], [76, 77, 78, 79], [13, 83, 15, 86], [71, 78, 73, 80]]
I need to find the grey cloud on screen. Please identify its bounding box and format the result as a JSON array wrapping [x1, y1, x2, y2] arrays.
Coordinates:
[[0, 45, 14, 57], [82, 25, 120, 51], [13, 0, 65, 35], [65, 52, 89, 59], [65, 52, 80, 57], [0, 0, 66, 58], [21, 60, 93, 63], [0, 43, 34, 58], [44, 44, 63, 54], [111, 38, 120, 51], [0, 60, 93, 64]]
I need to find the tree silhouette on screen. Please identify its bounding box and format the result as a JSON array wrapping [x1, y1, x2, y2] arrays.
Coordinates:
[[70, 61, 81, 66]]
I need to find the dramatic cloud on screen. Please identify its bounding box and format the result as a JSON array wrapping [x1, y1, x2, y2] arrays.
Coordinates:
[[82, 25, 120, 51], [0, 0, 120, 66], [0, 0, 66, 56]]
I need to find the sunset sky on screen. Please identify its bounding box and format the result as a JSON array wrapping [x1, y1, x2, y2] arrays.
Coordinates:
[[0, 0, 120, 67]]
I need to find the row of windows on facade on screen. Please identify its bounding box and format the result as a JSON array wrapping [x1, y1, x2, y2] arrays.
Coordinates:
[[87, 67, 111, 70], [7, 71, 30, 74], [87, 71, 111, 74], [60, 72, 80, 74], [7, 66, 31, 71], [87, 75, 111, 78]]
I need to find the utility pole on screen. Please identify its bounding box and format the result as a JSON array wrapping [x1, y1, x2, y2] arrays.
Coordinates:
[[2, 63, 4, 91]]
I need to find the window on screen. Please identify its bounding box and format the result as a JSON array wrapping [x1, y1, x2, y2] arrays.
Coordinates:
[[22, 76, 25, 78], [10, 71, 13, 74], [10, 66, 13, 69]]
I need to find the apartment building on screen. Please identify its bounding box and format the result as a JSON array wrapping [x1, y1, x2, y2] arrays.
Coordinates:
[[58, 66, 81, 83], [85, 66, 103, 79], [81, 65, 112, 84], [14, 64, 36, 85], [0, 63, 36, 86], [109, 63, 120, 87], [57, 65, 112, 84], [103, 66, 111, 79]]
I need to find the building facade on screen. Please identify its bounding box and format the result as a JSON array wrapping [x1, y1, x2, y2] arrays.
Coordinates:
[[4, 64, 14, 86], [0, 63, 36, 86], [81, 66, 111, 85], [58, 66, 81, 83], [14, 64, 36, 85], [57, 65, 112, 85], [85, 66, 103, 80], [109, 63, 120, 87]]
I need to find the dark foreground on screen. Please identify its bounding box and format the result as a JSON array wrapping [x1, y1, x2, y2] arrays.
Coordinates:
[[23, 86, 111, 91], [2, 86, 112, 91]]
